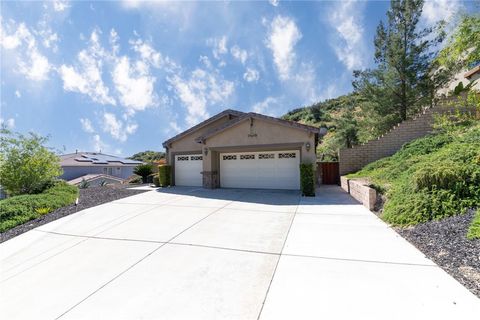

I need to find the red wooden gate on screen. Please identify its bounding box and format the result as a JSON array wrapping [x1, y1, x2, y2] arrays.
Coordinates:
[[320, 162, 339, 185]]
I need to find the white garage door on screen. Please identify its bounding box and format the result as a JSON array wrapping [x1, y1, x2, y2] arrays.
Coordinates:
[[174, 154, 203, 187], [220, 150, 300, 190]]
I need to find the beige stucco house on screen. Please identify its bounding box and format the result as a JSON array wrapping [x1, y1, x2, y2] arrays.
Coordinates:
[[162, 109, 320, 190]]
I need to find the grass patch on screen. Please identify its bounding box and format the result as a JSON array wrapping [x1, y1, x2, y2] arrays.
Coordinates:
[[468, 209, 480, 240], [348, 122, 480, 226], [0, 181, 78, 232]]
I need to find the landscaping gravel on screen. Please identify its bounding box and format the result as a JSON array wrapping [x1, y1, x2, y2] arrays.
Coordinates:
[[397, 209, 480, 298], [0, 185, 149, 243]]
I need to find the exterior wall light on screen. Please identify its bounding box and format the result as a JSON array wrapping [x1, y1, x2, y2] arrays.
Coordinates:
[[204, 147, 209, 156], [305, 142, 311, 152]]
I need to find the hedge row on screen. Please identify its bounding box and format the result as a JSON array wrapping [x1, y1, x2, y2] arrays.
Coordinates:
[[300, 163, 315, 196], [0, 181, 79, 232]]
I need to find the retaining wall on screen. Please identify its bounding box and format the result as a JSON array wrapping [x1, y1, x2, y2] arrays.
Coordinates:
[[341, 177, 377, 210], [339, 101, 477, 175]]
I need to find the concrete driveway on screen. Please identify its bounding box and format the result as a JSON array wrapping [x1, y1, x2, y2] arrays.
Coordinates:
[[1, 186, 479, 319]]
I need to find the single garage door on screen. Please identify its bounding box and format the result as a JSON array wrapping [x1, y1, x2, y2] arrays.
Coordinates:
[[220, 150, 300, 190], [174, 154, 203, 187]]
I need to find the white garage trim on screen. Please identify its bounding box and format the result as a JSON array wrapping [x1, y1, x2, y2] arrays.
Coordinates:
[[220, 150, 300, 190], [174, 154, 203, 187]]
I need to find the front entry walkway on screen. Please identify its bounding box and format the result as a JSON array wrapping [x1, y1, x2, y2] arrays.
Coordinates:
[[1, 186, 478, 319]]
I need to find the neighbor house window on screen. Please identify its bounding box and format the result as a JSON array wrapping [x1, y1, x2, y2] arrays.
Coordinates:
[[103, 168, 107, 174]]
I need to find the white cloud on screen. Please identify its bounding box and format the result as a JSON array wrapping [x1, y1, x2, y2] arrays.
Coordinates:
[[266, 15, 302, 80], [243, 68, 260, 82], [422, 0, 459, 26], [0, 22, 51, 81], [328, 1, 366, 71], [59, 30, 115, 105], [169, 68, 234, 126], [112, 55, 157, 111], [92, 134, 107, 152], [252, 97, 280, 116], [80, 118, 95, 133], [0, 117, 15, 129], [207, 36, 228, 60], [169, 121, 182, 133], [15, 90, 21, 98], [269, 0, 279, 6], [102, 112, 138, 142], [130, 38, 163, 68], [53, 0, 70, 12], [230, 45, 248, 64]]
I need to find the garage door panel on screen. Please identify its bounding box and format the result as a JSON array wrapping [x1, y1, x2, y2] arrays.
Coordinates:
[[220, 150, 300, 190], [175, 154, 202, 187]]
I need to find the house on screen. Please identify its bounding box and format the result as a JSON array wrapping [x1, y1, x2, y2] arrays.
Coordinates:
[[438, 65, 480, 95], [59, 152, 143, 183], [162, 109, 320, 190]]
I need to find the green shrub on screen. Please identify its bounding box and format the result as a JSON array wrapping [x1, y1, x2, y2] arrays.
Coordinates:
[[350, 122, 480, 226], [300, 163, 315, 196], [158, 165, 171, 187], [467, 209, 480, 240], [128, 175, 142, 184], [0, 129, 63, 196], [153, 174, 160, 187], [133, 164, 154, 183], [0, 182, 78, 232]]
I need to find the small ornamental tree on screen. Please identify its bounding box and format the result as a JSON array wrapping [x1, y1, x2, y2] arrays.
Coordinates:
[[0, 128, 63, 195], [133, 164, 154, 183]]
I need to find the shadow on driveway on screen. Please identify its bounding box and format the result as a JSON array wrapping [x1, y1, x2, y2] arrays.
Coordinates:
[[152, 185, 360, 206]]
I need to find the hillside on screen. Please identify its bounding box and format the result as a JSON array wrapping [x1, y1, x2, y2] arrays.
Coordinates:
[[348, 119, 480, 232], [282, 93, 360, 127], [282, 93, 364, 160]]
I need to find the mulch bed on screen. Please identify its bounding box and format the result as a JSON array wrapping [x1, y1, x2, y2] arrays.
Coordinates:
[[0, 185, 150, 243], [396, 209, 480, 298]]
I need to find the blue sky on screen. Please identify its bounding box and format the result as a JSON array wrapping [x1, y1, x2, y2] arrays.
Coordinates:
[[0, 0, 471, 156]]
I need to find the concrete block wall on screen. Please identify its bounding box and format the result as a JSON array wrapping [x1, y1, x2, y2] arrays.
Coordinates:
[[339, 108, 434, 175], [339, 98, 477, 175], [340, 177, 377, 210]]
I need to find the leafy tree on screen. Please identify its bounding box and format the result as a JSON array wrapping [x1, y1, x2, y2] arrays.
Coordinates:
[[133, 164, 154, 183], [334, 110, 359, 148], [354, 0, 444, 129], [0, 128, 63, 195], [437, 14, 480, 73], [129, 150, 165, 162]]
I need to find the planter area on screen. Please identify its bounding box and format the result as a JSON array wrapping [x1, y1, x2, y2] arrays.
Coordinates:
[[0, 185, 148, 243]]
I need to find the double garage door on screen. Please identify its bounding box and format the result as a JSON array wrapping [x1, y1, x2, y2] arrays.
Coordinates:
[[175, 150, 300, 190], [220, 150, 300, 190]]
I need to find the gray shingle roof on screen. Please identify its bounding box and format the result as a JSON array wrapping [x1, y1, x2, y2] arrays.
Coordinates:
[[162, 109, 246, 148]]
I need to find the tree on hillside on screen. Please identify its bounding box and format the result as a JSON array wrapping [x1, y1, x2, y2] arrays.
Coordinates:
[[354, 0, 444, 129], [129, 150, 165, 162], [334, 110, 359, 148], [0, 128, 63, 195], [437, 14, 480, 73]]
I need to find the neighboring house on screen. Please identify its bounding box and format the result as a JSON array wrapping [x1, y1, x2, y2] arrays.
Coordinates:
[[67, 174, 125, 187], [438, 65, 480, 96], [59, 152, 143, 182], [162, 109, 320, 190]]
